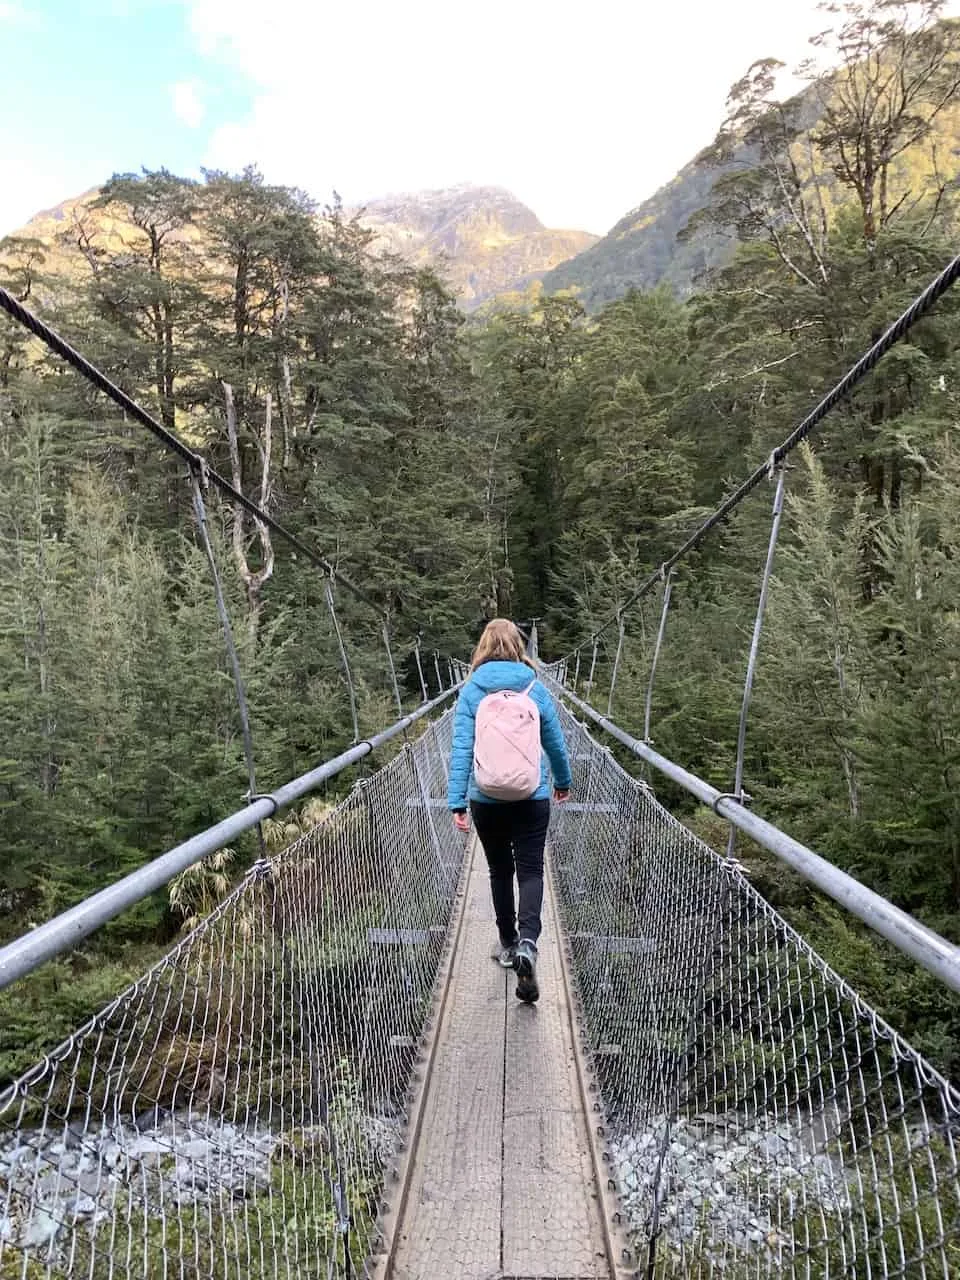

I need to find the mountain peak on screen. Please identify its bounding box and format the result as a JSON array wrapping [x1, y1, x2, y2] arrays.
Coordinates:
[[348, 185, 595, 309], [352, 184, 545, 235]]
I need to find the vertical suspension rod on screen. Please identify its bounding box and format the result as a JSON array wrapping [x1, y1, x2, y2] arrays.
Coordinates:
[[586, 638, 598, 697], [643, 569, 674, 744], [728, 465, 787, 857], [190, 472, 265, 852], [414, 635, 429, 704], [607, 612, 625, 717], [382, 618, 404, 718], [325, 578, 360, 743]]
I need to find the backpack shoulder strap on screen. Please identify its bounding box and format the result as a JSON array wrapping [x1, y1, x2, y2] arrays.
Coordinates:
[[523, 676, 538, 694]]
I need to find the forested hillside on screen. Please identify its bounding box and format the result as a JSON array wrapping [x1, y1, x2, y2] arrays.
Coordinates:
[[540, 155, 733, 308], [2, 0, 959, 1083]]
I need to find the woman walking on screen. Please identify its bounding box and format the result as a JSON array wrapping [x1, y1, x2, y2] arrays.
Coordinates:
[[447, 619, 572, 1003]]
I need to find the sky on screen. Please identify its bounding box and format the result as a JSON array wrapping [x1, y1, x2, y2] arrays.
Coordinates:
[[0, 0, 949, 239]]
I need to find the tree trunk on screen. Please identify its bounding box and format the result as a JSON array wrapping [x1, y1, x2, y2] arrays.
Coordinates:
[[482, 431, 501, 619], [163, 305, 176, 432], [832, 639, 860, 820], [277, 280, 295, 468]]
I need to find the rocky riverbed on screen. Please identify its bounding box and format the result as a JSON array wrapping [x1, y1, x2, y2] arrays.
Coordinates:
[[610, 1112, 852, 1264], [0, 1110, 400, 1256]]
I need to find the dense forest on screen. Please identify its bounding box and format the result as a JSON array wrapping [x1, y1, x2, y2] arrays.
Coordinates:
[[2, 0, 959, 1084]]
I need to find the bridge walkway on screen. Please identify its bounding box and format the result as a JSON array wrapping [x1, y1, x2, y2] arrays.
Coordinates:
[[383, 837, 614, 1280]]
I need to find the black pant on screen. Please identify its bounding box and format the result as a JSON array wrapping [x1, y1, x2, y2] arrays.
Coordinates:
[[470, 798, 551, 946]]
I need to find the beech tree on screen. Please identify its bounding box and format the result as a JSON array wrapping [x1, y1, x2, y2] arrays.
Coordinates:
[[803, 0, 960, 252], [80, 169, 202, 431]]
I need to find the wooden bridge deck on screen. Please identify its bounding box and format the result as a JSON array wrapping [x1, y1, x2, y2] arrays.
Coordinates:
[[381, 838, 615, 1280]]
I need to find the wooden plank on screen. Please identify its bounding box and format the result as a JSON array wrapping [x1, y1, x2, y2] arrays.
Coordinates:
[[389, 842, 507, 1280], [501, 873, 611, 1279], [546, 855, 641, 1280]]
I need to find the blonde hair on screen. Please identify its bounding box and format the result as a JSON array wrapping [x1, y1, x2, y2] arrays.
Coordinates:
[[470, 618, 534, 672]]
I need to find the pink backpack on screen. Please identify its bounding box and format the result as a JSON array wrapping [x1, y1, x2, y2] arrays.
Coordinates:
[[473, 677, 542, 801]]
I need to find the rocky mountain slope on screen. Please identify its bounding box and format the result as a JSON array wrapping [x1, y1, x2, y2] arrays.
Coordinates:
[[348, 185, 597, 310]]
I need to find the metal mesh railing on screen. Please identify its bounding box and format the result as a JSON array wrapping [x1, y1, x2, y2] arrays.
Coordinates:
[[0, 710, 462, 1280], [550, 700, 960, 1279]]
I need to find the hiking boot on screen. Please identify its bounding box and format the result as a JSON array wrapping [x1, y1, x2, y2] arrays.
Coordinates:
[[492, 939, 518, 969], [513, 940, 539, 1003]]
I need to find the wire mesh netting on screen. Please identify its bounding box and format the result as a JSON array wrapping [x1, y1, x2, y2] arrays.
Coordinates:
[[0, 709, 461, 1280], [549, 697, 960, 1279]]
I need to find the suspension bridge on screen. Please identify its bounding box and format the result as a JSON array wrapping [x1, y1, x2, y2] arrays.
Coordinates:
[[0, 262, 959, 1280]]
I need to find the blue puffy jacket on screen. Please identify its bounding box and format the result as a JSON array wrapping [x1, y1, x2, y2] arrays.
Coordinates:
[[447, 660, 573, 810]]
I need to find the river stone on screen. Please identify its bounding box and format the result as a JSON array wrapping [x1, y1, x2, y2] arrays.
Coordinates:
[[23, 1207, 60, 1248]]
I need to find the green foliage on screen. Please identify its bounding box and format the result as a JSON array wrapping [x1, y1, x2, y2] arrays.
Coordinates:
[[0, 956, 147, 1083], [0, 167, 490, 1074], [487, 23, 960, 1079], [169, 847, 237, 931]]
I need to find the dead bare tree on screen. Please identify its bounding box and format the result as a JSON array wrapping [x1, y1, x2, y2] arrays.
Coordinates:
[[223, 382, 275, 641]]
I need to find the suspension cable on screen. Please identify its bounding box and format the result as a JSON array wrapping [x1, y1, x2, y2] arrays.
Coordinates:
[[0, 286, 429, 634], [563, 250, 960, 659]]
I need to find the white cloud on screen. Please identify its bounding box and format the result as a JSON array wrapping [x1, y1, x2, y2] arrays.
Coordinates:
[[0, 131, 103, 237], [0, 2, 42, 28], [171, 80, 205, 129], [184, 0, 960, 234]]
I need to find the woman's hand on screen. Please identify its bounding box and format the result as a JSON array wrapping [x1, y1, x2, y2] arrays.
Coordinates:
[[554, 788, 570, 804], [453, 811, 470, 833]]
